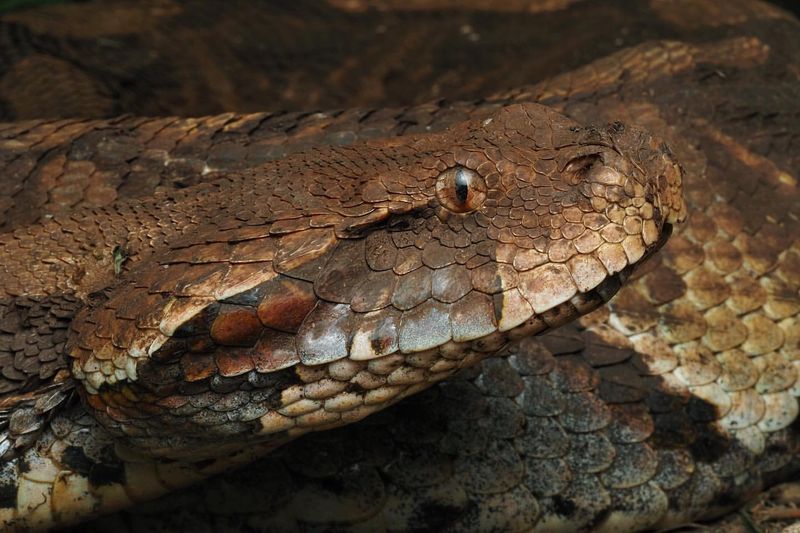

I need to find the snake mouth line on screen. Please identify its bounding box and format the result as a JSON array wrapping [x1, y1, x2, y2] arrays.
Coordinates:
[[71, 219, 674, 394], [70, 213, 674, 456], [654, 222, 673, 255], [243, 231, 673, 446], [505, 220, 673, 341], [63, 99, 679, 450]]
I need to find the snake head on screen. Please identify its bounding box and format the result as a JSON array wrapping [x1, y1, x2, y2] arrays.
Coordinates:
[[66, 103, 684, 458]]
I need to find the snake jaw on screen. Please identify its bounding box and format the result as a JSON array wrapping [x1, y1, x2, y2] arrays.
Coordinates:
[[63, 103, 682, 458]]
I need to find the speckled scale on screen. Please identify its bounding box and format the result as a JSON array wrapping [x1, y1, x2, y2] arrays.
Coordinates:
[[6, 8, 800, 532]]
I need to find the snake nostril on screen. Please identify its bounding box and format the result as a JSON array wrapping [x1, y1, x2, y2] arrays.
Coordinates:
[[563, 153, 606, 186]]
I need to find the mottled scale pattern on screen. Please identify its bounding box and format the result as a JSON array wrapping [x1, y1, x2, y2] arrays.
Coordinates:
[[0, 93, 680, 528], [0, 0, 786, 233], [58, 103, 678, 458], [0, 0, 798, 531], [0, 402, 281, 529], [0, 105, 500, 233], [72, 322, 800, 532], [72, 4, 800, 532]]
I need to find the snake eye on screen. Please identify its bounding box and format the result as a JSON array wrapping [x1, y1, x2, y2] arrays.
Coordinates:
[[435, 166, 487, 213]]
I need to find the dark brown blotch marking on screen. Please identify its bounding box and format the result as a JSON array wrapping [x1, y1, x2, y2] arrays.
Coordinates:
[[61, 445, 125, 487], [16, 456, 30, 474], [649, 397, 731, 464], [172, 302, 218, 338], [180, 352, 216, 382], [345, 382, 367, 395], [210, 304, 262, 347], [410, 501, 468, 530], [688, 424, 731, 463], [370, 335, 393, 356], [150, 338, 188, 363], [0, 480, 15, 509], [256, 276, 317, 333], [214, 350, 256, 378], [0, 461, 17, 509], [551, 494, 577, 517], [133, 358, 184, 394], [248, 366, 305, 412]]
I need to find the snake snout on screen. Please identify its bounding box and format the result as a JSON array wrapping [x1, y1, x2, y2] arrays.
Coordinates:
[[605, 122, 687, 227]]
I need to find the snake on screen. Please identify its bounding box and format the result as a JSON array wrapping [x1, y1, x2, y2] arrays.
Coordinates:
[[0, 0, 797, 531]]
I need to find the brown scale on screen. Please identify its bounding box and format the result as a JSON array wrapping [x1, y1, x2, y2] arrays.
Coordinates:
[[48, 104, 676, 454], [66, 14, 800, 533], [0, 0, 798, 530]]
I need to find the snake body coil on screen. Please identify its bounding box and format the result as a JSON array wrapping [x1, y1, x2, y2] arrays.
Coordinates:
[[0, 0, 797, 531]]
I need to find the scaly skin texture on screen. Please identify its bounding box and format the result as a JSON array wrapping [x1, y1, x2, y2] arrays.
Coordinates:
[[0, 99, 680, 529], [0, 0, 797, 531], [68, 6, 800, 533], [69, 30, 800, 532]]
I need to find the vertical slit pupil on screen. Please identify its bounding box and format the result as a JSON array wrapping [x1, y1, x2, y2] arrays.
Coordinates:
[[454, 168, 470, 204]]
